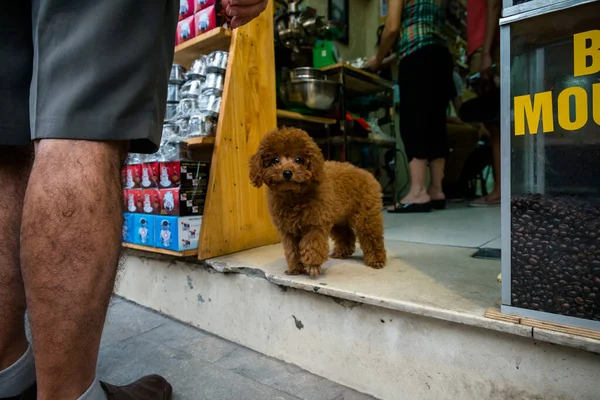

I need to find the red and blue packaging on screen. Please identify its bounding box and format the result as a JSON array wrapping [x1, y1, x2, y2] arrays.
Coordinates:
[[195, 5, 216, 34], [194, 0, 216, 12], [122, 213, 134, 244], [179, 0, 194, 21], [176, 15, 196, 45]]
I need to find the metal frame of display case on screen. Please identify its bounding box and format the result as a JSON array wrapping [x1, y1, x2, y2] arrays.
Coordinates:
[[499, 0, 600, 331]]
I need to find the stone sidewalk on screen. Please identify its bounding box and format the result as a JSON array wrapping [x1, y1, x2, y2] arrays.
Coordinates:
[[99, 297, 376, 400]]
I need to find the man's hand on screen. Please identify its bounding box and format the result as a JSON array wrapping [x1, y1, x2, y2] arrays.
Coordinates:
[[222, 0, 268, 29]]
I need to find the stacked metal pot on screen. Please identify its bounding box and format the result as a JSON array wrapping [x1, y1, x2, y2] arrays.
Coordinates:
[[165, 50, 228, 138]]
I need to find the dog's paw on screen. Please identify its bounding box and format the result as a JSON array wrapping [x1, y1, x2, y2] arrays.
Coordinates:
[[285, 264, 305, 275], [330, 249, 352, 259], [367, 261, 385, 269], [306, 265, 322, 277]]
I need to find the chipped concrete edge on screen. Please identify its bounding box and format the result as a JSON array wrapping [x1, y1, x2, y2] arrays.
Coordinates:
[[204, 258, 600, 355]]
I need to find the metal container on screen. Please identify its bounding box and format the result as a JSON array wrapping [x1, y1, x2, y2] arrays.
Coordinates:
[[177, 98, 198, 118], [202, 73, 224, 96], [188, 112, 219, 137], [206, 51, 228, 73], [186, 56, 207, 80], [289, 67, 326, 82], [167, 84, 181, 102], [169, 64, 186, 84], [175, 117, 190, 137], [280, 80, 339, 111], [165, 102, 179, 122], [181, 79, 204, 99], [204, 95, 222, 115]]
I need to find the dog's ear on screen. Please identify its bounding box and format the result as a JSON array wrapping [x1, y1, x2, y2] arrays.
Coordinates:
[[306, 139, 325, 183], [249, 152, 263, 188]]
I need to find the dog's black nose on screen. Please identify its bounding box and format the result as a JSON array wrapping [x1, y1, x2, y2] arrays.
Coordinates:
[[283, 170, 293, 181]]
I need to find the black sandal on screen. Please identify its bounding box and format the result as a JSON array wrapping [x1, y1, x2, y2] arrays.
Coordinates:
[[388, 202, 432, 213], [431, 199, 447, 210]]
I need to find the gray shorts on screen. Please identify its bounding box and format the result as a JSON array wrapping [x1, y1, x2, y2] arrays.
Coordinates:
[[0, 0, 178, 153]]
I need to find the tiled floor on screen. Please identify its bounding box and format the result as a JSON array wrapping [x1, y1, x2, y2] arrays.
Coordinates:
[[383, 203, 501, 249], [99, 298, 376, 400]]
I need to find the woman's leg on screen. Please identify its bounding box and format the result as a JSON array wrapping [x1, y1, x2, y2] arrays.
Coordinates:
[[402, 158, 430, 204], [428, 158, 446, 201]]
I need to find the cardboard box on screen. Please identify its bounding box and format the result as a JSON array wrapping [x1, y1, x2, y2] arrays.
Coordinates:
[[140, 163, 158, 188], [122, 213, 135, 243], [179, 188, 206, 216], [155, 216, 202, 251], [158, 188, 180, 216], [180, 161, 210, 188], [141, 189, 161, 215], [176, 15, 196, 45], [133, 214, 156, 247], [158, 162, 180, 188], [158, 187, 207, 216], [194, 0, 216, 13], [125, 189, 143, 214], [195, 5, 216, 34], [179, 0, 194, 21], [124, 164, 142, 189]]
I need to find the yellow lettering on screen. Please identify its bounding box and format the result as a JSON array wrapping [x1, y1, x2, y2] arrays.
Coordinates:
[[594, 83, 600, 126], [514, 92, 554, 135], [558, 87, 588, 131], [574, 30, 600, 77]]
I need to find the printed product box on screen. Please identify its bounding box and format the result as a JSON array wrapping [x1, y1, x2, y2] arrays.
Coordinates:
[[155, 216, 202, 252], [124, 164, 142, 189], [122, 213, 135, 244], [158, 161, 210, 189], [194, 0, 216, 13], [195, 5, 216, 35], [140, 163, 158, 188], [133, 214, 156, 247], [141, 189, 161, 215], [125, 189, 143, 214], [179, 0, 194, 21], [158, 187, 207, 216], [176, 15, 196, 45], [180, 188, 207, 216]]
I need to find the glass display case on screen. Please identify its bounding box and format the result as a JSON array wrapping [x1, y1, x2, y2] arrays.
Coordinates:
[[500, 0, 600, 329]]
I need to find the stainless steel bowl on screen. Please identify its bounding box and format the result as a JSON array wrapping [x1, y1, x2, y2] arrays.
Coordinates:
[[165, 102, 179, 122], [186, 57, 207, 79], [181, 79, 204, 99], [177, 98, 198, 118], [169, 64, 186, 84], [167, 84, 181, 102], [206, 51, 228, 73], [188, 112, 218, 138], [289, 67, 326, 82], [202, 73, 224, 96], [280, 80, 339, 111]]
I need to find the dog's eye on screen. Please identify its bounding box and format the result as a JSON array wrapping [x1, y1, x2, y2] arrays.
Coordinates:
[[271, 157, 280, 165], [294, 157, 304, 165]]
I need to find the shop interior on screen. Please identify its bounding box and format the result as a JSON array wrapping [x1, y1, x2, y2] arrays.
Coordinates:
[[272, 0, 501, 254]]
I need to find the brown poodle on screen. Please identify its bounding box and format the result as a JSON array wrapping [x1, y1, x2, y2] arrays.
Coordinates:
[[249, 127, 387, 277]]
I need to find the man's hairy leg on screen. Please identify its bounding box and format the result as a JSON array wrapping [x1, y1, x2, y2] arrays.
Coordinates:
[[0, 146, 32, 370], [20, 139, 127, 400]]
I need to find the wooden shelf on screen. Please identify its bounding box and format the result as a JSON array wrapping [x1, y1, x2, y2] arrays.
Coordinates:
[[186, 136, 216, 146], [321, 63, 394, 96], [277, 110, 337, 125], [174, 28, 233, 68], [122, 242, 199, 257], [315, 136, 396, 146]]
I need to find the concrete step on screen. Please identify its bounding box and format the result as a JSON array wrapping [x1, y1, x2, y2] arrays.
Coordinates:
[[117, 241, 600, 400]]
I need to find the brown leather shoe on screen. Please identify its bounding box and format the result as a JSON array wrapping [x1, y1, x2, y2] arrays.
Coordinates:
[[100, 375, 172, 400]]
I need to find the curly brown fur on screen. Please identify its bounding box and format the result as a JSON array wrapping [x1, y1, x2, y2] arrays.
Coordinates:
[[249, 127, 386, 277]]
